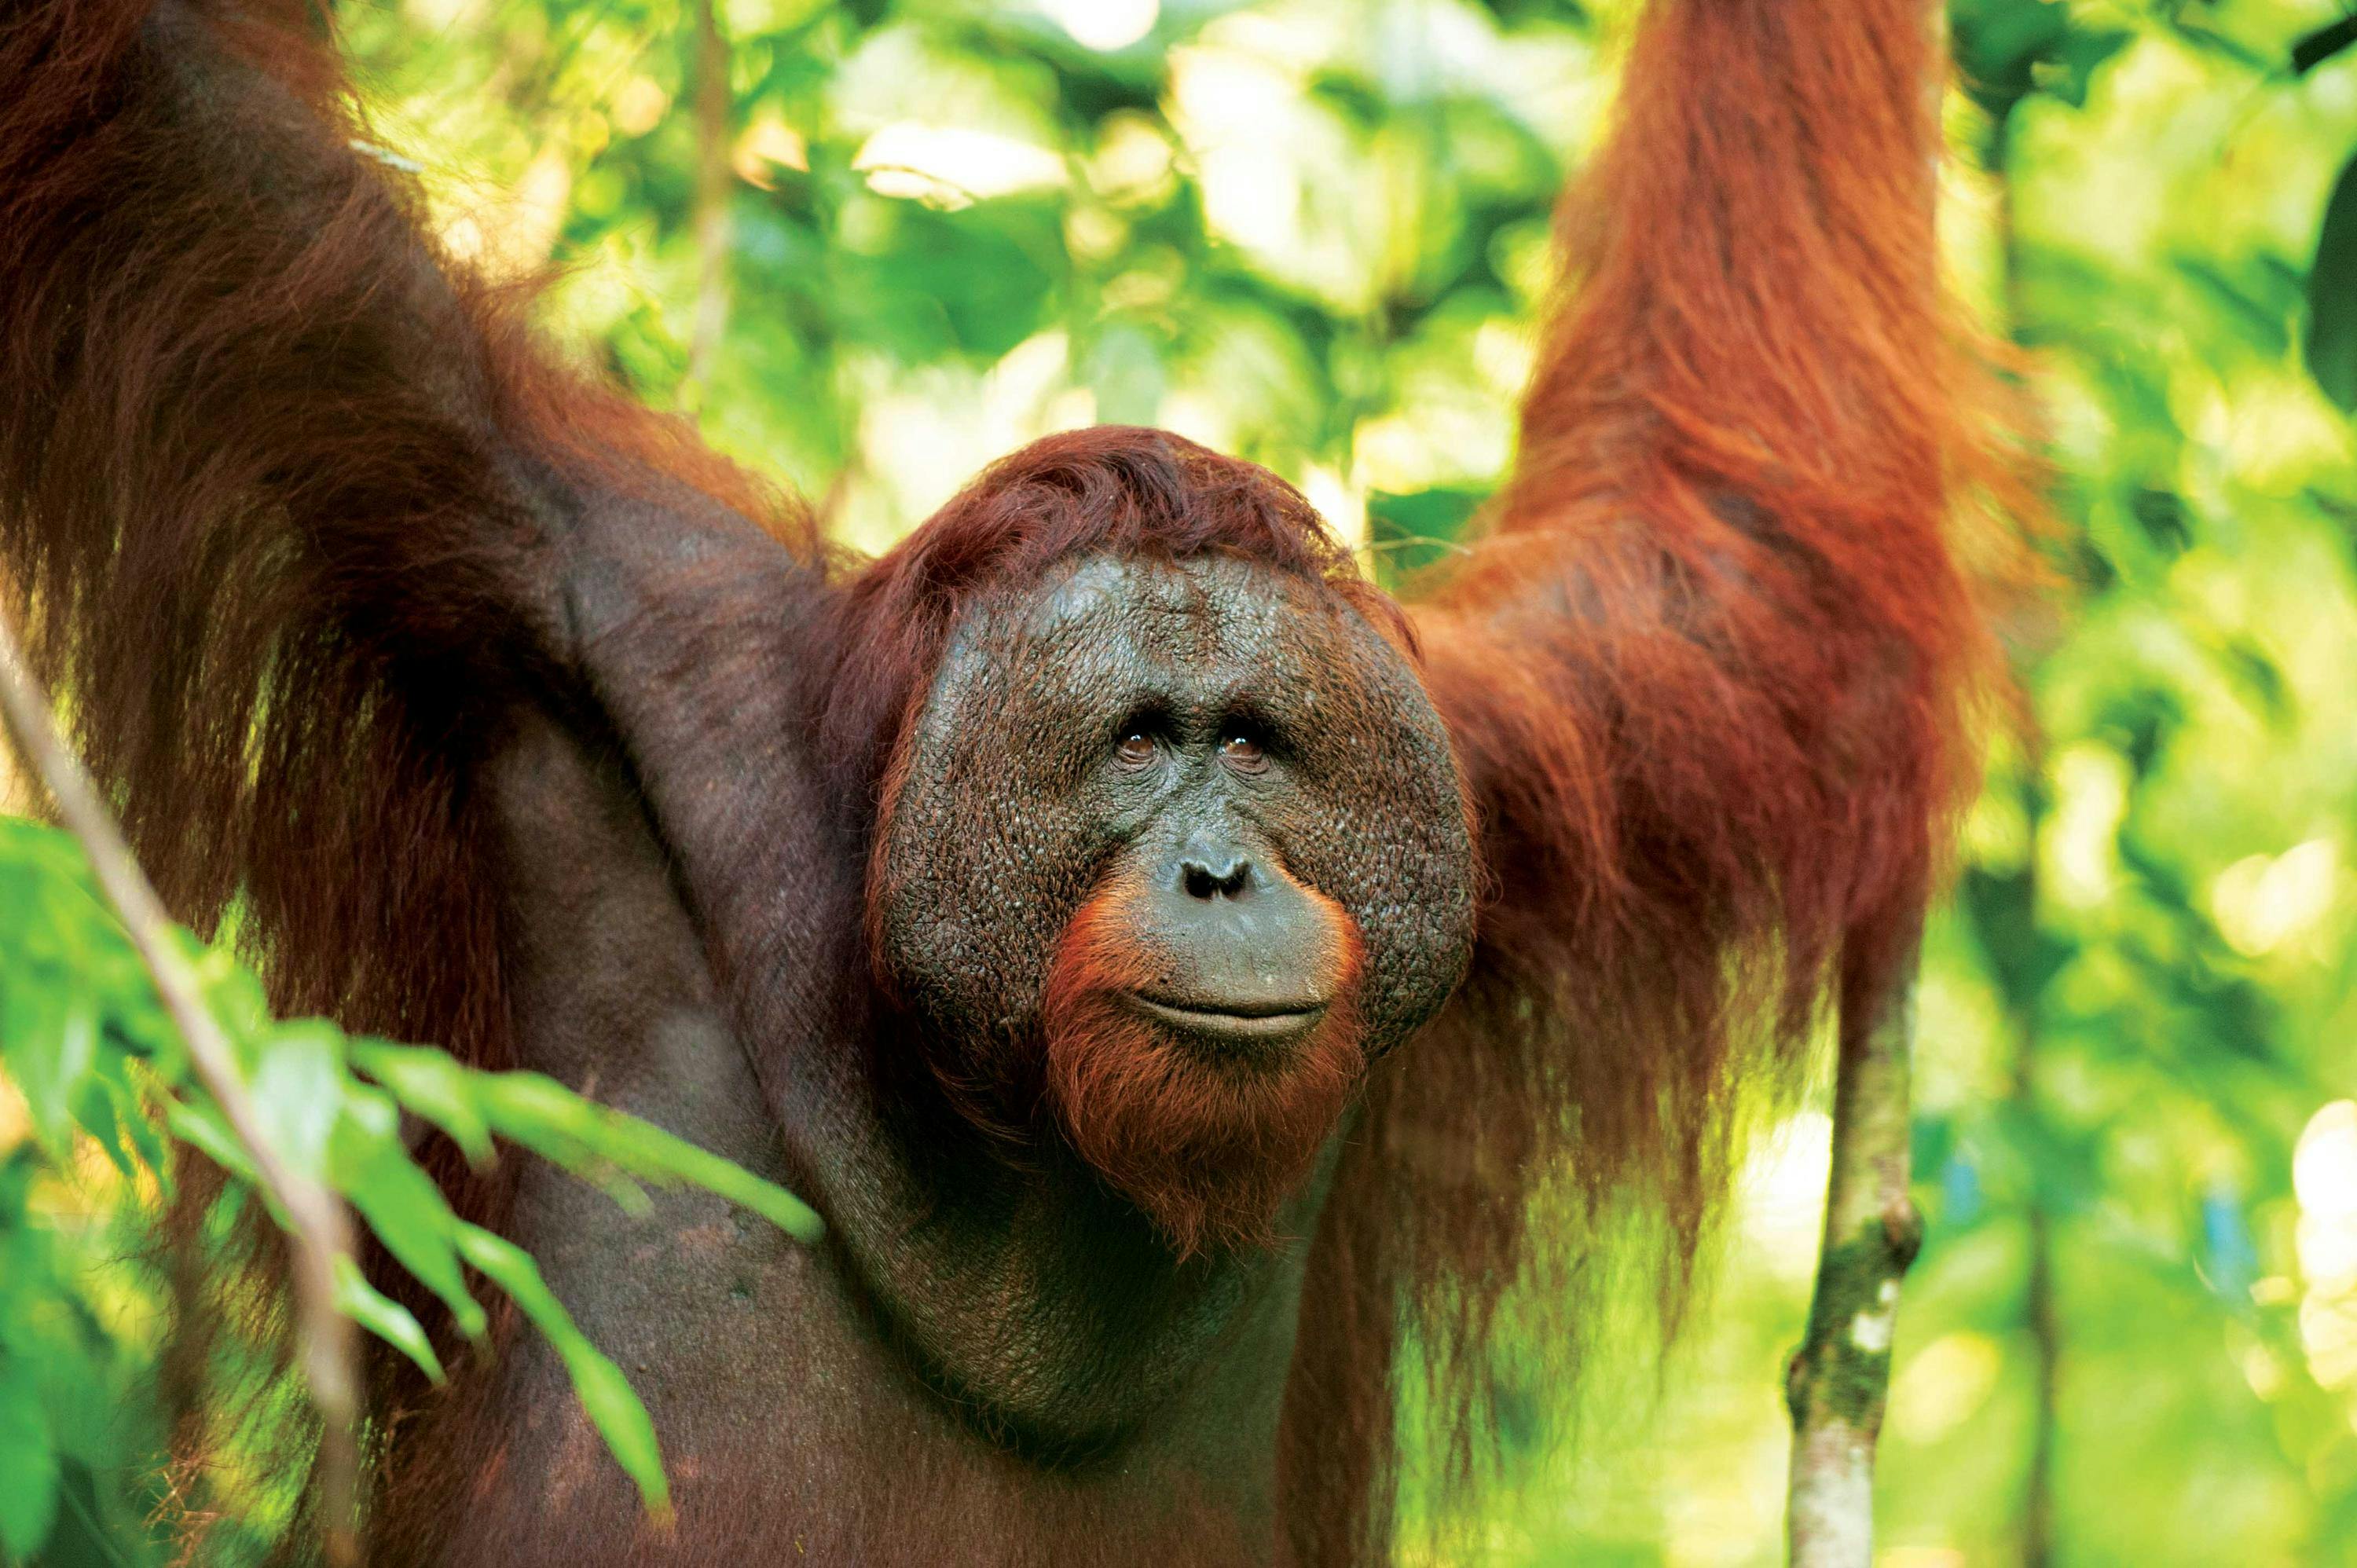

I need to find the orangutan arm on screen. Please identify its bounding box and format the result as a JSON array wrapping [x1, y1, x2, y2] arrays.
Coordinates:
[[0, 0, 816, 1047], [1321, 2, 2022, 1436], [1411, 0, 2006, 1097]]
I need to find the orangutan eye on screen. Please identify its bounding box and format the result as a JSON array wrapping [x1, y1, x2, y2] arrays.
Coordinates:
[[1116, 731, 1157, 768], [1218, 733, 1266, 771]]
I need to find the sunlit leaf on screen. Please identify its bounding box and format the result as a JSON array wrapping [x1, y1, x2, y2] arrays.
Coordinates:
[[3, 987, 97, 1160], [163, 1100, 259, 1185], [453, 1223, 671, 1520], [351, 1040, 495, 1166], [475, 1072, 823, 1244], [188, 938, 273, 1052], [332, 1255, 445, 1384], [329, 1094, 486, 1339], [249, 1020, 346, 1181]]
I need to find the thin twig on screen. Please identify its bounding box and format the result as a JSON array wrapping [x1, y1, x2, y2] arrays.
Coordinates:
[[0, 605, 363, 1566]]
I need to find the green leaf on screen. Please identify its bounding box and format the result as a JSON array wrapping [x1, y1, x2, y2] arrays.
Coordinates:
[[3, 986, 97, 1160], [2305, 152, 2357, 412], [332, 1255, 445, 1384], [69, 1059, 136, 1179], [328, 1094, 486, 1339], [476, 1073, 823, 1244], [1368, 487, 1486, 581], [163, 1099, 260, 1185], [189, 939, 273, 1055], [0, 1372, 59, 1561], [350, 1040, 496, 1166], [102, 953, 186, 1076], [2293, 14, 2357, 76], [249, 1020, 346, 1180], [86, 1048, 168, 1179], [453, 1223, 672, 1520]]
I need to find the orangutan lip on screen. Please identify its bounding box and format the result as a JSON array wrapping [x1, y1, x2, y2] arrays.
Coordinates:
[[1125, 995, 1327, 1040]]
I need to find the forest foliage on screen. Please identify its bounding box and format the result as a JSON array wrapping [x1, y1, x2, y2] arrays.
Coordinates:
[[5, 0, 2357, 1562]]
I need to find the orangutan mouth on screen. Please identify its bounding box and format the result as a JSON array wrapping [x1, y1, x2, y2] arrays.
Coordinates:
[[1123, 994, 1329, 1045]]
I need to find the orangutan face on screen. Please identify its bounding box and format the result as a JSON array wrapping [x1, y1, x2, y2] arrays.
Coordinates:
[[873, 551, 1475, 1254]]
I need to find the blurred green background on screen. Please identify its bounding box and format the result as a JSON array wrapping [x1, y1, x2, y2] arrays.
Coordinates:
[[10, 0, 2357, 1561]]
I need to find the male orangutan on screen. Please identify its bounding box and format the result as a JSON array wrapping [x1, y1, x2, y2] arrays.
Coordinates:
[[0, 0, 2016, 1561]]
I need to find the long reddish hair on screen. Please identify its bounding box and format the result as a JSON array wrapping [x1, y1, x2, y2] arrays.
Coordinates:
[[0, 0, 805, 1544], [0, 0, 2029, 1559], [1277, 0, 2032, 1556]]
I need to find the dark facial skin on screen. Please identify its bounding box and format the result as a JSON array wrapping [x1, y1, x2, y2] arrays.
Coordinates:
[[878, 550, 1477, 1180]]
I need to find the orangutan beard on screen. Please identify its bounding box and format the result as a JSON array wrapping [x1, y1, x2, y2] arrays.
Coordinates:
[[1038, 885, 1365, 1259]]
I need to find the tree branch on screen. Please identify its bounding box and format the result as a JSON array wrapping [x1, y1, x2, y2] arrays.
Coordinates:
[[0, 603, 363, 1567], [1786, 945, 1925, 1567], [1784, 6, 1949, 1554]]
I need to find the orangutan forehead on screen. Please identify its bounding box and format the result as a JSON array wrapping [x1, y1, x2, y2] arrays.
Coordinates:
[[995, 552, 1351, 678], [905, 549, 1433, 784]]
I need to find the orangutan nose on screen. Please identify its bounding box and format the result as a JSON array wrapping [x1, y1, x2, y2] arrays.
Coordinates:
[[1137, 832, 1341, 1037], [1179, 848, 1252, 901]]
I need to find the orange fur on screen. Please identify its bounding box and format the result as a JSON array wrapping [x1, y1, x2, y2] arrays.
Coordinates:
[[1042, 870, 1366, 1258], [1277, 0, 2029, 1556], [0, 0, 2028, 1559]]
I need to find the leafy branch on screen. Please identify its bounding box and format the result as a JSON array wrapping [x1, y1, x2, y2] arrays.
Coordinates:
[[0, 604, 364, 1560], [0, 605, 821, 1563]]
